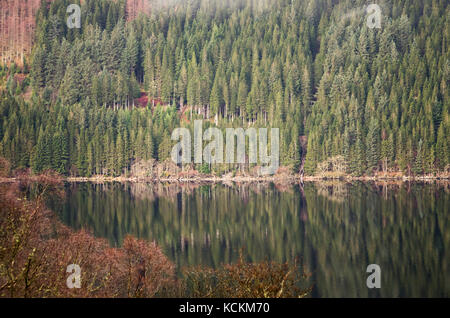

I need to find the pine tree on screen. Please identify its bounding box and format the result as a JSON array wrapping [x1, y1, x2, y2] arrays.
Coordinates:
[[176, 61, 188, 108], [76, 130, 87, 177], [31, 45, 47, 89], [157, 131, 171, 162], [210, 73, 222, 121], [304, 134, 317, 175], [161, 47, 174, 104], [413, 139, 424, 175], [86, 142, 94, 177], [144, 131, 154, 161], [354, 135, 367, 176], [436, 124, 448, 170], [381, 133, 394, 172], [366, 119, 380, 172]]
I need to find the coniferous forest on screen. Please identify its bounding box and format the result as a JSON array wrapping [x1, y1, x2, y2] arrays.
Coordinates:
[[0, 0, 449, 178]]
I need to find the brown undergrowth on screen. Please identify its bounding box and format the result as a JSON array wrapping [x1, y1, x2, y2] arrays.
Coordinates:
[[0, 165, 311, 298], [182, 251, 312, 298]]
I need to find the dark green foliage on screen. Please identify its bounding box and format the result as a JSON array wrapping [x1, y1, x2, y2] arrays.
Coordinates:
[[0, 0, 448, 176], [0, 91, 178, 176]]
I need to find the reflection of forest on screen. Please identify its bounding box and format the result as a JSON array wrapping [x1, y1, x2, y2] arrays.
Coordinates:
[[53, 182, 449, 297]]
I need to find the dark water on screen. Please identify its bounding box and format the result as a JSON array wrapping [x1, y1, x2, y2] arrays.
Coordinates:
[[50, 182, 449, 297]]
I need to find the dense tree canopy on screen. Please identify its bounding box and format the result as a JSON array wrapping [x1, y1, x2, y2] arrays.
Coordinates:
[[0, 0, 448, 177]]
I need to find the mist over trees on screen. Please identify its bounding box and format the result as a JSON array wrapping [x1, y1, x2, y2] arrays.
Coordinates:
[[0, 0, 448, 177]]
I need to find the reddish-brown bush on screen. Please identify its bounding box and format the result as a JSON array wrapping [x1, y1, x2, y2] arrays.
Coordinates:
[[0, 161, 311, 298], [182, 252, 312, 298], [0, 182, 176, 298]]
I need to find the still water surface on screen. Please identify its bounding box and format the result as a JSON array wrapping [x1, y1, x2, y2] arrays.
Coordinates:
[[50, 182, 449, 297]]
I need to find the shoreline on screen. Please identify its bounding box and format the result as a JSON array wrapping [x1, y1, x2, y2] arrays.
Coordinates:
[[1, 173, 449, 184], [67, 177, 450, 183], [0, 171, 450, 184]]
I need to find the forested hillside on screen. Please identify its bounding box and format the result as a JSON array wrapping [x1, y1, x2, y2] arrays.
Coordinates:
[[0, 0, 448, 178]]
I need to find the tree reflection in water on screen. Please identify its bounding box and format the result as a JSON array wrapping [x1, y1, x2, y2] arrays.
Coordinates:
[[50, 181, 449, 297]]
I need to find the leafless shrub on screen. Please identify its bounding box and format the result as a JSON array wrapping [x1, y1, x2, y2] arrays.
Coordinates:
[[0, 182, 176, 298], [182, 252, 312, 298]]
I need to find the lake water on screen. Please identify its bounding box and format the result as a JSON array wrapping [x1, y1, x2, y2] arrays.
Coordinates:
[[50, 181, 449, 297]]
